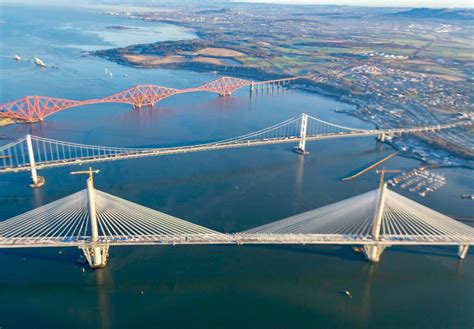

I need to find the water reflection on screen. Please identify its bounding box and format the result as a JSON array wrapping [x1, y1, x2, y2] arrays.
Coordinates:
[[117, 105, 174, 127], [360, 264, 376, 326], [294, 153, 305, 199], [32, 186, 45, 209], [95, 268, 112, 329]]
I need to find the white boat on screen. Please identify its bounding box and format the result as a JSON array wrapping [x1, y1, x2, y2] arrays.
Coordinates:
[[14, 54, 22, 61], [105, 68, 109, 74], [34, 57, 46, 67], [340, 290, 352, 299], [109, 72, 113, 77]]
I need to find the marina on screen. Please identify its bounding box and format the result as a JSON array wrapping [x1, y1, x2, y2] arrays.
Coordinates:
[[389, 167, 446, 197]]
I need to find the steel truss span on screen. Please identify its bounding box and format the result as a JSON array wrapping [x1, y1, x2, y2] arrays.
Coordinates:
[[0, 76, 301, 121], [0, 182, 472, 268]]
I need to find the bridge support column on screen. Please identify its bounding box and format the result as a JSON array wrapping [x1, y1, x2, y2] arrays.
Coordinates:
[[378, 132, 386, 142], [294, 113, 309, 155], [81, 245, 109, 269], [363, 245, 385, 262], [84, 175, 109, 268], [458, 245, 469, 259], [250, 81, 254, 93], [26, 134, 44, 188]]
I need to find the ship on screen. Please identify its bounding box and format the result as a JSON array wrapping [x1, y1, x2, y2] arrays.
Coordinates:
[[14, 54, 22, 61], [34, 57, 46, 67]]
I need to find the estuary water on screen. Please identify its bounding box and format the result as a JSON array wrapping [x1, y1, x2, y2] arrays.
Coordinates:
[[0, 4, 472, 329]]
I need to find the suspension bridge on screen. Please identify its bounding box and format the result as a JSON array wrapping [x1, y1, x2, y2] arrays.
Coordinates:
[[0, 169, 471, 268], [0, 113, 468, 187], [0, 76, 301, 122]]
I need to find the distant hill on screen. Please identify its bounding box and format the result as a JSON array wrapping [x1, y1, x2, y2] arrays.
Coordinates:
[[390, 8, 474, 20], [198, 8, 231, 15]]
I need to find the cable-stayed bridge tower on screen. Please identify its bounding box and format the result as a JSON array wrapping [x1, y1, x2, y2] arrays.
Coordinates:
[[0, 172, 472, 268]]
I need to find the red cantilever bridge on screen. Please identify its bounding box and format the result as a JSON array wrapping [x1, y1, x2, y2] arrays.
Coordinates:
[[0, 76, 301, 122]]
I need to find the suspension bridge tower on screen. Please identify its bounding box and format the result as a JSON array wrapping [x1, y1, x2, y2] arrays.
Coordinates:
[[293, 113, 309, 155], [26, 134, 45, 188]]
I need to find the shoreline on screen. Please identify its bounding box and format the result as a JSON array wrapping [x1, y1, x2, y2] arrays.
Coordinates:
[[0, 118, 18, 127], [92, 53, 474, 168]]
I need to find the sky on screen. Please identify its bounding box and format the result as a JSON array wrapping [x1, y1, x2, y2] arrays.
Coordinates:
[[239, 0, 473, 8], [6, 0, 474, 8]]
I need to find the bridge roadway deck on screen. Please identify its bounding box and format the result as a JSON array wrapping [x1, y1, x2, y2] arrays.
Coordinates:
[[1, 234, 472, 248], [0, 123, 461, 174]]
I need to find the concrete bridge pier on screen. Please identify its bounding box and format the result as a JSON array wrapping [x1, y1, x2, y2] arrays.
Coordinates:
[[81, 244, 109, 269], [377, 132, 386, 142], [458, 245, 469, 259], [363, 245, 386, 262], [250, 81, 254, 93]]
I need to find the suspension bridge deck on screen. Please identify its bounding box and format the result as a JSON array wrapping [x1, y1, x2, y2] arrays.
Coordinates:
[[0, 114, 468, 177]]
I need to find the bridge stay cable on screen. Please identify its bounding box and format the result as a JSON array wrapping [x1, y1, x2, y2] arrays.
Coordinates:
[[0, 176, 472, 268]]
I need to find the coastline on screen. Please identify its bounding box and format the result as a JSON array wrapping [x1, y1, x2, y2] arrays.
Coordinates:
[[0, 118, 17, 127], [94, 54, 472, 169]]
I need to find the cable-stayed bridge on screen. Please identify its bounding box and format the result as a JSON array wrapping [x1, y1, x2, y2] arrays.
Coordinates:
[[0, 171, 472, 268], [0, 76, 300, 122], [0, 113, 468, 187]]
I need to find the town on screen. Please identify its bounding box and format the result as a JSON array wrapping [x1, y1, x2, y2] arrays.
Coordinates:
[[100, 5, 474, 168]]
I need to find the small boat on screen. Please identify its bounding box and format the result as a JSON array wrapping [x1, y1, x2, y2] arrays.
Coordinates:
[[76, 255, 87, 265], [123, 74, 128, 77], [461, 194, 474, 200], [109, 72, 113, 77], [341, 290, 352, 299], [34, 57, 46, 67], [14, 54, 22, 61], [105, 68, 109, 74]]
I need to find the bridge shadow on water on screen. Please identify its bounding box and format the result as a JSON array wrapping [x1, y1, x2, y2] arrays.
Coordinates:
[[239, 244, 465, 263], [240, 244, 367, 263], [0, 248, 82, 265], [388, 245, 460, 259]]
